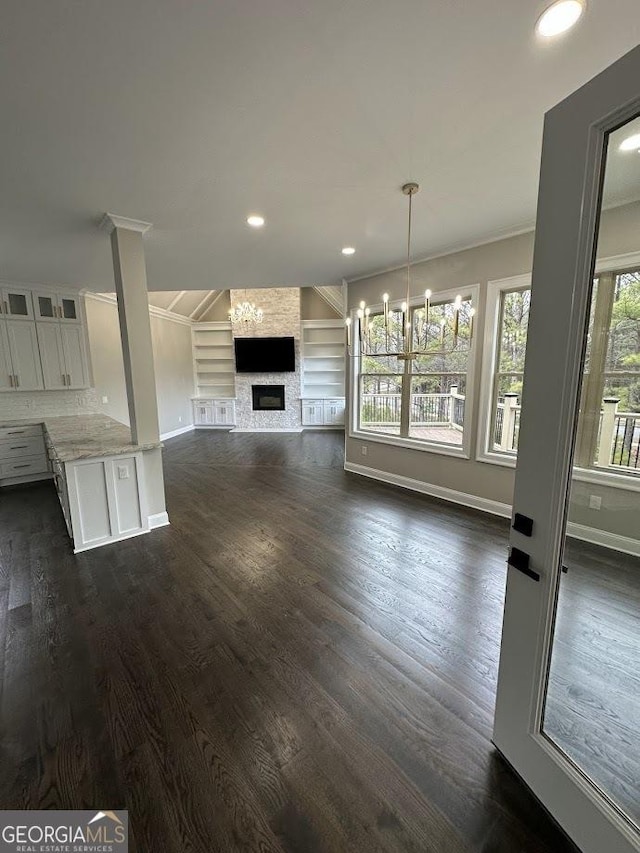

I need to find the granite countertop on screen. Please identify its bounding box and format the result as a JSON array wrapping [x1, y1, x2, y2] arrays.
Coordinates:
[[0, 414, 162, 462]]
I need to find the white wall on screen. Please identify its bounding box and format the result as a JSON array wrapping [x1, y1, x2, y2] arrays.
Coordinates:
[[85, 295, 195, 437]]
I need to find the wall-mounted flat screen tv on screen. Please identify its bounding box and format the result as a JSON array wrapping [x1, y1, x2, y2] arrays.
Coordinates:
[[234, 336, 296, 373]]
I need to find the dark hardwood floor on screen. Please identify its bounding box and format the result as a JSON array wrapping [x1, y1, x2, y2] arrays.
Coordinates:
[[0, 430, 587, 852]]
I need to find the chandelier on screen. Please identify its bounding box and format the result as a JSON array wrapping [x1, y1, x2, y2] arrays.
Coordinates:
[[346, 182, 475, 358], [229, 291, 264, 327]]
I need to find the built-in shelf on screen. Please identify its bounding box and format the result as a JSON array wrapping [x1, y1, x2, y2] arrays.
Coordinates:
[[192, 321, 236, 399], [301, 320, 346, 404]]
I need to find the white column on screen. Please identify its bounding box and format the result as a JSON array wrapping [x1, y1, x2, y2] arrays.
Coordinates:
[[101, 214, 159, 445], [596, 397, 619, 467], [449, 385, 458, 424], [501, 393, 519, 452]]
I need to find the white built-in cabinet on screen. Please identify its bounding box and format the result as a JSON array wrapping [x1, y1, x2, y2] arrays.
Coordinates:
[[0, 320, 44, 391], [0, 286, 90, 392], [37, 323, 89, 390], [301, 320, 346, 427], [0, 423, 50, 485], [301, 400, 325, 426], [301, 398, 345, 427], [192, 398, 236, 427], [64, 453, 147, 552], [191, 322, 236, 428]]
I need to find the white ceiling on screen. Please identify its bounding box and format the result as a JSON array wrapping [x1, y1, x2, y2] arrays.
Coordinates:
[[1, 1, 639, 293]]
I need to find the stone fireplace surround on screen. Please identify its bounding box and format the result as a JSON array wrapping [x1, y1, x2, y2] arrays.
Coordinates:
[[230, 287, 303, 431]]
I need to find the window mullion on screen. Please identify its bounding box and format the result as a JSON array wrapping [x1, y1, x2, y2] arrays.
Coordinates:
[[400, 357, 412, 437]]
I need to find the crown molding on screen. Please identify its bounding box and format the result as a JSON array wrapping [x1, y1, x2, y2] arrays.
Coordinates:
[[345, 223, 535, 284], [100, 213, 153, 235], [83, 291, 192, 326], [0, 277, 83, 292]]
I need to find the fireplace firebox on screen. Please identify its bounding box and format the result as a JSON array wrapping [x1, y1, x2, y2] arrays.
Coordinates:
[[252, 385, 285, 411]]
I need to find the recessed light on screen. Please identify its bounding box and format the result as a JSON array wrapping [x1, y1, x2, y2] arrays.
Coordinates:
[[342, 247, 356, 256], [247, 215, 265, 228], [535, 0, 584, 37], [619, 133, 640, 152]]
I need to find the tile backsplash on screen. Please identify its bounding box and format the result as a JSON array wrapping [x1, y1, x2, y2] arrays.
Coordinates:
[[0, 389, 100, 420]]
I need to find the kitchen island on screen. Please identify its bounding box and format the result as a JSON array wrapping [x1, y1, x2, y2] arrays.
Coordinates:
[[0, 414, 168, 551]]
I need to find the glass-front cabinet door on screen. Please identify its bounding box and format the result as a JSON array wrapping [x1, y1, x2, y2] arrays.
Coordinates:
[[493, 46, 640, 853], [58, 293, 81, 322], [34, 291, 82, 323], [1, 287, 34, 320], [34, 291, 58, 322]]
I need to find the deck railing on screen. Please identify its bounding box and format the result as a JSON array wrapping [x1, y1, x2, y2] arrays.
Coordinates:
[[493, 395, 639, 471], [598, 399, 640, 471], [361, 387, 466, 429], [360, 388, 639, 472]]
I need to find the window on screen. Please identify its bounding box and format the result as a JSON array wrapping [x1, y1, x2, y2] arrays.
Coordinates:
[[354, 288, 477, 454], [481, 268, 640, 476], [488, 283, 530, 457]]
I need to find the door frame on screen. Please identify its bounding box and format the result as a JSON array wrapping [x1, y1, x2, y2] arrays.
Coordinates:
[[493, 45, 640, 853]]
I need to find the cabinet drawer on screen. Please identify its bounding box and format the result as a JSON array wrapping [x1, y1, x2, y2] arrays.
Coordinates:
[[0, 454, 49, 478], [0, 435, 46, 459], [0, 424, 43, 441]]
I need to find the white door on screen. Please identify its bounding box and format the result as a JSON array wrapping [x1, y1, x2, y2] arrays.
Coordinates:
[[0, 323, 15, 391], [494, 46, 640, 853], [5, 320, 43, 390], [37, 323, 67, 390], [61, 325, 89, 388]]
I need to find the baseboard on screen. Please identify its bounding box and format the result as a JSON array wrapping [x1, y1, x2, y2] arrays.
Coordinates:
[[194, 425, 234, 430], [73, 526, 152, 554], [230, 427, 304, 433], [160, 424, 195, 440], [148, 511, 170, 529], [344, 461, 512, 518], [566, 522, 640, 557], [344, 461, 640, 557], [302, 426, 345, 431]]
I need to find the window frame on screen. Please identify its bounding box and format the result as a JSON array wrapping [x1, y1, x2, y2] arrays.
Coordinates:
[[349, 284, 480, 459], [476, 273, 530, 469], [477, 252, 640, 489]]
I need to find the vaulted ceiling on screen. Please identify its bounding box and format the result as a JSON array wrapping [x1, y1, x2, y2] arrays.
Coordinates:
[[147, 290, 222, 319], [1, 1, 639, 293]]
